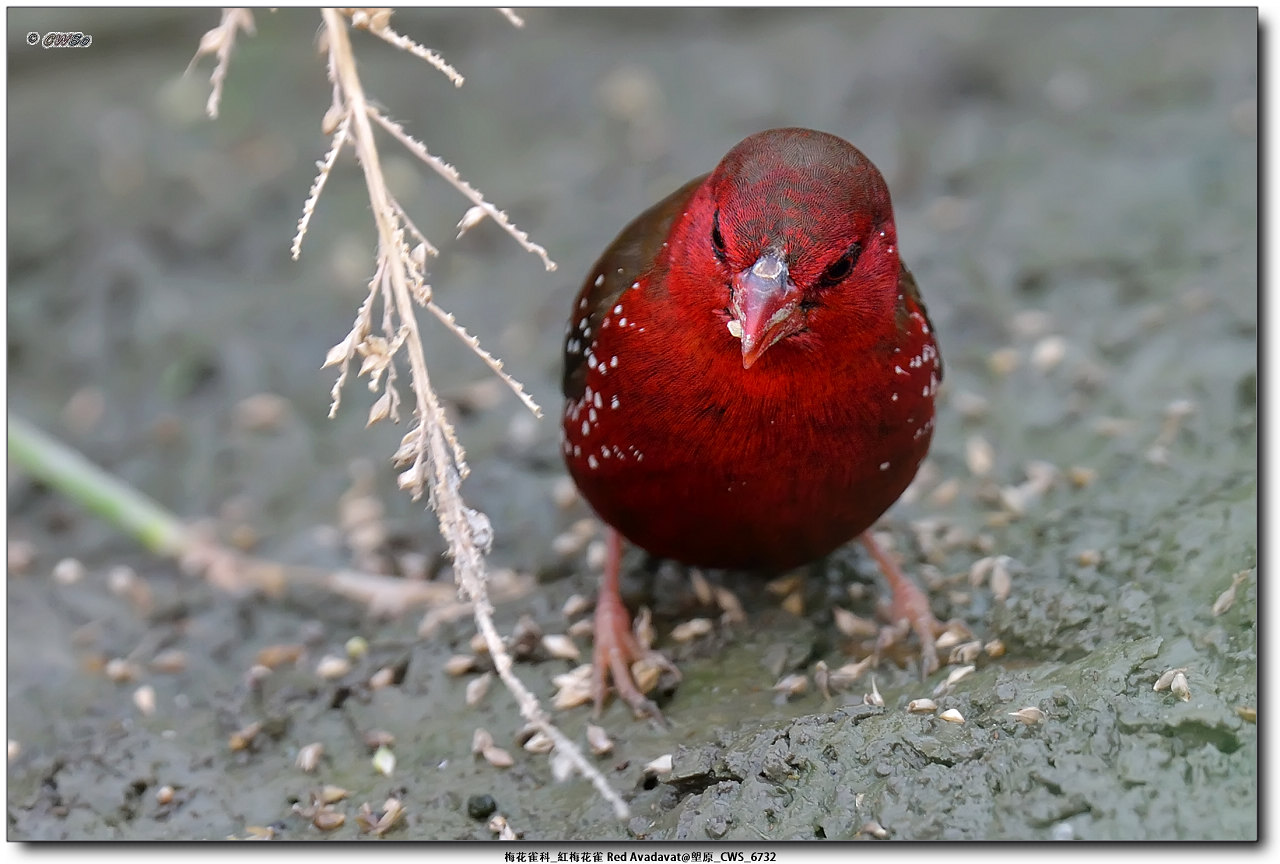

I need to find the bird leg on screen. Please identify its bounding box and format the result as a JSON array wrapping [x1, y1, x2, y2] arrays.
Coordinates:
[[591, 528, 671, 721], [860, 531, 944, 677]]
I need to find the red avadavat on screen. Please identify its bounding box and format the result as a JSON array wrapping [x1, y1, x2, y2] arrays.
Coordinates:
[[562, 128, 944, 717]]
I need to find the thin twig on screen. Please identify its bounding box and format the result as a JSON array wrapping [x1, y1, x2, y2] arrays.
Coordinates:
[[189, 8, 256, 119]]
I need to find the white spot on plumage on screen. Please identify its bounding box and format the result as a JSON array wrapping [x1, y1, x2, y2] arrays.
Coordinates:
[[891, 393, 898, 402], [594, 274, 604, 288], [894, 365, 908, 376], [593, 392, 602, 409], [581, 420, 589, 436], [589, 408, 597, 422], [619, 317, 628, 327], [588, 455, 599, 469], [612, 304, 623, 315], [880, 461, 890, 471], [611, 396, 620, 409], [610, 356, 618, 368]]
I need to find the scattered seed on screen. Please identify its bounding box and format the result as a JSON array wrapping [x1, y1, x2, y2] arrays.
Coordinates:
[[643, 754, 673, 776], [444, 654, 477, 677], [523, 732, 554, 754], [296, 742, 324, 773], [670, 618, 714, 643], [713, 586, 746, 624], [966, 435, 995, 477], [632, 607, 655, 650], [1235, 706, 1256, 724], [483, 746, 514, 768], [1030, 335, 1067, 372], [345, 636, 369, 659], [256, 644, 304, 669], [935, 627, 967, 650], [940, 664, 977, 691], [551, 477, 579, 510], [155, 785, 175, 805], [356, 797, 406, 836], [948, 641, 982, 666], [1076, 549, 1102, 567], [321, 785, 350, 805], [372, 744, 396, 776], [859, 820, 889, 839], [1009, 706, 1045, 725], [553, 680, 593, 710], [928, 477, 962, 508], [229, 722, 261, 752], [689, 569, 714, 605], [369, 666, 396, 690], [834, 607, 879, 639], [630, 657, 661, 695], [990, 556, 1014, 601], [148, 650, 187, 675], [245, 664, 272, 688], [509, 615, 544, 659], [105, 658, 140, 683], [938, 708, 965, 724], [773, 673, 809, 699], [865, 676, 885, 708], [1067, 466, 1097, 488], [1170, 671, 1191, 702], [542, 634, 581, 661], [472, 728, 494, 754], [830, 657, 874, 689], [312, 809, 345, 831], [781, 590, 805, 616], [987, 347, 1019, 377], [907, 698, 938, 714], [1153, 667, 1187, 692], [470, 632, 490, 654], [52, 557, 85, 585], [952, 390, 990, 421], [586, 723, 614, 757], [984, 639, 1006, 658], [464, 672, 493, 708], [567, 618, 595, 639], [316, 655, 351, 680], [586, 540, 607, 571], [7, 740, 19, 762], [488, 813, 517, 840], [561, 593, 591, 619], [133, 685, 157, 716], [1212, 569, 1252, 617], [364, 729, 396, 750]]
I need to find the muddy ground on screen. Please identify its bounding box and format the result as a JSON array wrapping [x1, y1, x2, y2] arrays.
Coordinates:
[[6, 8, 1257, 841]]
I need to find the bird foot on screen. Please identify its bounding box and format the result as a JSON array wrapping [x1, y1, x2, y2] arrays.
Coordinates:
[[591, 590, 675, 723], [860, 532, 945, 678]]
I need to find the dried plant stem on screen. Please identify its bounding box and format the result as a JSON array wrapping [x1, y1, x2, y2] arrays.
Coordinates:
[[318, 9, 629, 820]]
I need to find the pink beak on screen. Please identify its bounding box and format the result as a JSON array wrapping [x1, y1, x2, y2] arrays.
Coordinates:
[[730, 250, 803, 369]]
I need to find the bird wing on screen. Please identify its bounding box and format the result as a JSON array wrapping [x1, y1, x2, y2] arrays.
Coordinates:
[[562, 175, 707, 401], [897, 261, 943, 382]]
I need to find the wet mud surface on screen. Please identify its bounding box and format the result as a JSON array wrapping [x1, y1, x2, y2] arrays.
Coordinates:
[[6, 8, 1256, 840]]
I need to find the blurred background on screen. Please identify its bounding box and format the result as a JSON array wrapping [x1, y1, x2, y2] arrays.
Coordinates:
[[7, 8, 1257, 841]]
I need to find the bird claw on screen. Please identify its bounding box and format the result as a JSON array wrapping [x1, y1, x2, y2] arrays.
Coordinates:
[[591, 590, 674, 723]]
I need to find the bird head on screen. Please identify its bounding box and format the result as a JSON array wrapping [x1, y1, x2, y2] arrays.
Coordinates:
[[683, 128, 901, 369]]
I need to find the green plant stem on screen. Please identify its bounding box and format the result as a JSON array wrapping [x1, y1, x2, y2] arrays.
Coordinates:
[[7, 414, 189, 556]]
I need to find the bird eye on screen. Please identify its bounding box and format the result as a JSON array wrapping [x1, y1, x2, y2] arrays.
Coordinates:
[[711, 210, 727, 260], [820, 243, 861, 285]]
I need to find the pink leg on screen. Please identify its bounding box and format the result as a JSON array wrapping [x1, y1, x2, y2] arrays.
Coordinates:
[[591, 528, 665, 720], [860, 532, 943, 676]]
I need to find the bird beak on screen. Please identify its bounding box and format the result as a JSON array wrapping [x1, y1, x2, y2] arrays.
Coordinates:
[[730, 250, 803, 369]]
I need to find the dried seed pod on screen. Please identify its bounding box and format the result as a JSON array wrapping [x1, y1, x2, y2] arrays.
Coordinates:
[[670, 618, 714, 643], [466, 672, 493, 707], [1009, 706, 1045, 725], [256, 643, 304, 669], [938, 708, 965, 724], [643, 754, 673, 775], [482, 746, 514, 768], [133, 685, 157, 717], [296, 742, 324, 773], [444, 654, 477, 677], [1170, 671, 1191, 702], [372, 744, 396, 776], [865, 676, 885, 708], [312, 809, 345, 831], [586, 723, 614, 756], [834, 607, 879, 639], [907, 698, 938, 714], [542, 634, 581, 661]]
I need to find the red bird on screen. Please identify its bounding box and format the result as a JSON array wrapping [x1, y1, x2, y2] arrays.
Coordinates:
[[561, 128, 944, 717]]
